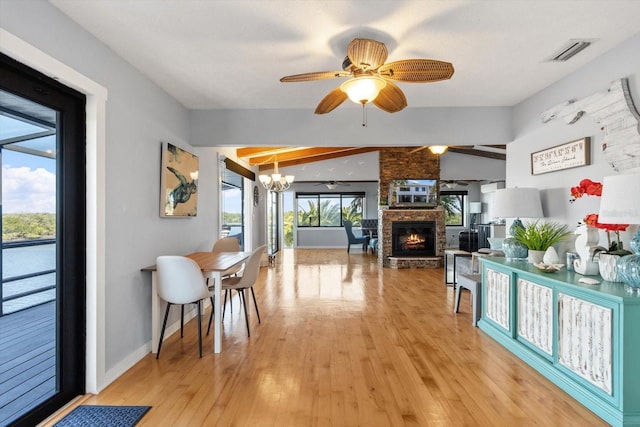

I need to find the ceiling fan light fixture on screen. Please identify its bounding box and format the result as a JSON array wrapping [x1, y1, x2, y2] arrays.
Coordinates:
[[326, 183, 337, 190], [428, 145, 448, 155], [340, 76, 387, 104]]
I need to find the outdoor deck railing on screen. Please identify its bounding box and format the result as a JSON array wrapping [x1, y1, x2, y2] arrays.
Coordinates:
[[1, 238, 56, 317]]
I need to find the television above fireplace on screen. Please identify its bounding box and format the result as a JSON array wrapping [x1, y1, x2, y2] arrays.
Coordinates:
[[388, 179, 438, 208]]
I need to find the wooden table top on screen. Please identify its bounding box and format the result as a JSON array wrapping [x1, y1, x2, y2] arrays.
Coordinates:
[[141, 251, 252, 272]]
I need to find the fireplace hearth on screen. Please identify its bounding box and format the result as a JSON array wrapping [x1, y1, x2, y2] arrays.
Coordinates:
[[391, 221, 436, 257]]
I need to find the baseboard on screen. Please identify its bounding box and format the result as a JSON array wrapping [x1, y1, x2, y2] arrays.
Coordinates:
[[102, 303, 208, 390]]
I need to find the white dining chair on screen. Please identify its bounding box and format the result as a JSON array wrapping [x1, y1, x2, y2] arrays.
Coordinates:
[[211, 236, 244, 315], [207, 245, 266, 337], [156, 256, 211, 359]]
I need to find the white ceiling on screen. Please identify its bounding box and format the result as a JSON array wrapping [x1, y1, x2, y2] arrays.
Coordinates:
[[49, 0, 640, 111]]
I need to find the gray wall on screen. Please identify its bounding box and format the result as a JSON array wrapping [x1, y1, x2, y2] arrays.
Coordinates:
[[0, 1, 248, 373], [190, 107, 513, 147]]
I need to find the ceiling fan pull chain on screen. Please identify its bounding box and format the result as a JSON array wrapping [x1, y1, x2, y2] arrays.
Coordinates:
[[362, 103, 367, 127]]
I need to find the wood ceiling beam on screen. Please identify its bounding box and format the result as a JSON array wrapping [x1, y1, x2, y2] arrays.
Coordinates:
[[236, 146, 300, 159], [258, 147, 381, 171], [238, 144, 505, 171], [248, 147, 363, 166], [447, 147, 506, 160]]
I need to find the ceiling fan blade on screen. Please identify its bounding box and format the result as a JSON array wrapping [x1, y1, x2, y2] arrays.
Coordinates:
[[280, 70, 350, 82], [314, 88, 348, 114], [378, 59, 454, 82], [347, 38, 388, 71], [372, 81, 407, 113]]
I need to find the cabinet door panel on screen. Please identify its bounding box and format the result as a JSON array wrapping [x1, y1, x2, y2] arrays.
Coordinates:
[[485, 268, 510, 331], [557, 293, 612, 395], [517, 278, 553, 355]]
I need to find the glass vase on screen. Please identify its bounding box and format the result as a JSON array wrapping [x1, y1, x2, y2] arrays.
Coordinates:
[[617, 254, 640, 294]]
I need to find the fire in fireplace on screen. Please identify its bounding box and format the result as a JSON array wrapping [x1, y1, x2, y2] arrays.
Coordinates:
[[392, 221, 436, 257]]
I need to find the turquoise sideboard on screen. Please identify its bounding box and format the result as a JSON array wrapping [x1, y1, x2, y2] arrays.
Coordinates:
[[479, 257, 640, 427]]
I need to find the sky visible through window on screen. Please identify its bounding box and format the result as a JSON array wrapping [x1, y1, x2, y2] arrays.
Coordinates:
[[3, 149, 56, 214], [1, 110, 57, 214]]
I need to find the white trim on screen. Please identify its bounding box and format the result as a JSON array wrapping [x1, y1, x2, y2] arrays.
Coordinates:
[[104, 306, 204, 385], [0, 28, 108, 393]]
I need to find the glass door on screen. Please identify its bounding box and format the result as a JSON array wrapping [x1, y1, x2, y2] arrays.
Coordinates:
[[266, 190, 279, 256], [0, 54, 85, 426], [220, 166, 244, 249]]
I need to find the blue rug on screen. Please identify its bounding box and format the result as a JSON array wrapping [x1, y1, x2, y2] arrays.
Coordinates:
[[54, 405, 151, 427]]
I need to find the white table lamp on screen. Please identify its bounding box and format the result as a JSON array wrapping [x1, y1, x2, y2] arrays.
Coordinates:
[[493, 188, 543, 260], [598, 174, 640, 292], [469, 202, 482, 229]]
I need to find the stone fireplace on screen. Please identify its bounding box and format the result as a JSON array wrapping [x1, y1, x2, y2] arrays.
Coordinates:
[[379, 208, 445, 268], [376, 148, 445, 269]]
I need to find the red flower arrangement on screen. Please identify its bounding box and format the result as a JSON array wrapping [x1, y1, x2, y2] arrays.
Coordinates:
[[572, 179, 631, 255], [570, 178, 602, 202]]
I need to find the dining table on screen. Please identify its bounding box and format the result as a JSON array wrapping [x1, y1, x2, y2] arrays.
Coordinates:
[[142, 251, 251, 354]]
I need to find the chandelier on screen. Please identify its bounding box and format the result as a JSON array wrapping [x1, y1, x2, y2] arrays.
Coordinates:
[[258, 161, 294, 192]]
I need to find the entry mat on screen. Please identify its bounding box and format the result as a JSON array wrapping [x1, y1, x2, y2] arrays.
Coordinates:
[[54, 405, 151, 427]]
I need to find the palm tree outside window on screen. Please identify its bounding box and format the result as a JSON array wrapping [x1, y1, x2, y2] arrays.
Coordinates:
[[296, 193, 365, 227]]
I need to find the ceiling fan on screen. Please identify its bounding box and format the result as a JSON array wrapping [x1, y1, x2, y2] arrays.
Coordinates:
[[280, 38, 454, 115], [314, 180, 351, 189]]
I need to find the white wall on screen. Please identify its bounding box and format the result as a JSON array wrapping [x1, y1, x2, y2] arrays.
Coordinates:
[[508, 32, 640, 248]]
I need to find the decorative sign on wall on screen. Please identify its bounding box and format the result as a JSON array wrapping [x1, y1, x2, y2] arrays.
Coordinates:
[[540, 78, 640, 172], [531, 137, 591, 175]]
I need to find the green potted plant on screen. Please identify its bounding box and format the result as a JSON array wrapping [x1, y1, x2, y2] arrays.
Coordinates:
[[512, 220, 572, 264]]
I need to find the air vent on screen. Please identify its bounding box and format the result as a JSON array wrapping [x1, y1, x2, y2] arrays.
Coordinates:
[[548, 39, 594, 62]]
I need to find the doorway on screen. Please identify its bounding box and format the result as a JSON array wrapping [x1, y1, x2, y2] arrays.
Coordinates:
[[0, 53, 86, 426]]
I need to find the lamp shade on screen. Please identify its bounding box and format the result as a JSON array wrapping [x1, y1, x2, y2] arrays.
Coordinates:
[[493, 187, 543, 219], [469, 202, 482, 214], [598, 174, 640, 224]]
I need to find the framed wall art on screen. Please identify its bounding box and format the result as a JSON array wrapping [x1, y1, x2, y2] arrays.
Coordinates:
[[160, 142, 199, 217], [531, 137, 591, 175]]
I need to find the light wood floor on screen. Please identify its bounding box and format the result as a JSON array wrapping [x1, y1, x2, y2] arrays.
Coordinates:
[[45, 249, 605, 426]]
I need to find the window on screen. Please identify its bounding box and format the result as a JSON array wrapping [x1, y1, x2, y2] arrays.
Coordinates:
[[440, 190, 467, 226], [296, 193, 365, 227], [220, 167, 244, 248]]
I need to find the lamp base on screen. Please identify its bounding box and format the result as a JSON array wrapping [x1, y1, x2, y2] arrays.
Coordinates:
[[617, 228, 640, 294], [502, 237, 528, 261]]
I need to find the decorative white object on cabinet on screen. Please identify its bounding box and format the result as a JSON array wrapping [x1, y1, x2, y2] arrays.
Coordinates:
[[573, 224, 600, 275], [541, 78, 640, 172], [543, 246, 561, 265]]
